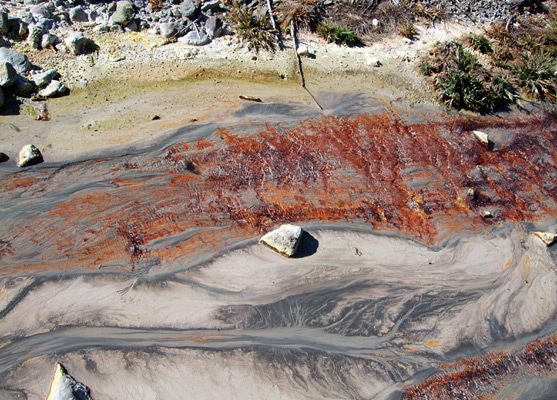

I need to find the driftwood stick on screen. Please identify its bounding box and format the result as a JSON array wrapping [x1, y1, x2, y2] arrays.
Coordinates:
[[291, 22, 323, 110], [266, 0, 284, 50]]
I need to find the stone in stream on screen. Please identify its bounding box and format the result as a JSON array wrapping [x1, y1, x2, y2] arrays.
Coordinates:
[[0, 48, 31, 74], [0, 62, 16, 87], [47, 363, 92, 400], [533, 232, 556, 246], [17, 144, 43, 167], [260, 224, 303, 257]]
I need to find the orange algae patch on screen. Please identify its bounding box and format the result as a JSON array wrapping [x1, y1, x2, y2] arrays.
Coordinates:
[[0, 110, 555, 275]]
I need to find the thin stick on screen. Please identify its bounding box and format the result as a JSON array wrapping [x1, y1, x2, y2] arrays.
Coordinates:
[[266, 0, 284, 50], [291, 23, 323, 110]]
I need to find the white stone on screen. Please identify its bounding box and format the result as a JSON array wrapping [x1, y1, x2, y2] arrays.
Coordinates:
[[38, 80, 68, 98], [533, 232, 556, 246], [372, 18, 379, 27], [297, 45, 310, 57], [17, 144, 42, 167], [47, 363, 92, 400], [260, 224, 303, 257], [473, 130, 489, 145], [367, 57, 381, 67]]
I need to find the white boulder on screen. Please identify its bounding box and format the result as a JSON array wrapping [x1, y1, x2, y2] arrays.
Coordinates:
[[17, 144, 42, 167], [260, 224, 303, 257]]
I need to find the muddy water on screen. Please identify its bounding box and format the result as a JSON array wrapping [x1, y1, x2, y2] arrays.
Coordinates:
[[0, 96, 556, 399]]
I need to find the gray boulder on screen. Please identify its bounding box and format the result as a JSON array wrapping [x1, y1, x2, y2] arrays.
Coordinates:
[[17, 144, 42, 167], [70, 6, 89, 23], [11, 75, 34, 96], [27, 23, 43, 49], [0, 48, 31, 74], [260, 224, 303, 257], [178, 30, 209, 45], [41, 33, 58, 49], [47, 363, 92, 400], [179, 0, 198, 18], [201, 0, 220, 11], [0, 10, 8, 34], [159, 22, 179, 38], [65, 31, 96, 55], [110, 1, 136, 26], [0, 62, 16, 87], [38, 80, 68, 98], [205, 15, 221, 39], [30, 4, 52, 19], [32, 69, 59, 87]]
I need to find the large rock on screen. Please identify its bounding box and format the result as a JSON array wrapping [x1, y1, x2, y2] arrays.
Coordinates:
[[179, 0, 198, 18], [110, 1, 136, 26], [260, 224, 303, 257], [11, 75, 34, 96], [178, 30, 209, 46], [0, 9, 9, 34], [31, 69, 59, 87], [47, 363, 92, 400], [160, 22, 179, 38], [0, 62, 16, 87], [38, 80, 69, 98], [69, 6, 89, 23], [0, 48, 31, 74], [205, 15, 222, 39], [65, 32, 96, 55], [17, 144, 42, 167]]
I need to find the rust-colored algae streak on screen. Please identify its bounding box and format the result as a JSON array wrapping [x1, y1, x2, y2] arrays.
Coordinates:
[[0, 110, 555, 275], [403, 335, 557, 399]]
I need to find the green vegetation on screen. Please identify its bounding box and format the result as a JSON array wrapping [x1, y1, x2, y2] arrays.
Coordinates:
[[317, 22, 359, 46], [227, 1, 276, 52], [399, 21, 419, 40], [468, 34, 493, 54], [421, 10, 557, 112]]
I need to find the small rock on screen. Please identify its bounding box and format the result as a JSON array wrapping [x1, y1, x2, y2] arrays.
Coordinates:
[[110, 1, 136, 26], [30, 4, 52, 19], [150, 114, 160, 120], [17, 144, 43, 167], [0, 62, 17, 87], [46, 363, 92, 400], [480, 210, 493, 218], [372, 18, 379, 27], [179, 0, 198, 19], [260, 224, 303, 257], [178, 30, 209, 45], [473, 130, 490, 146], [201, 0, 220, 12], [0, 151, 7, 162], [11, 75, 35, 96], [533, 232, 556, 246], [32, 69, 59, 88], [159, 22, 178, 38], [27, 23, 43, 49], [297, 45, 310, 57], [41, 33, 58, 49], [69, 6, 89, 23], [38, 80, 69, 98], [367, 57, 381, 67], [0, 48, 31, 74], [65, 32, 96, 55], [205, 15, 222, 39]]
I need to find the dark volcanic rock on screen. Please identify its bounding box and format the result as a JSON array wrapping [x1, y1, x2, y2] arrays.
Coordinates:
[[0, 48, 31, 74]]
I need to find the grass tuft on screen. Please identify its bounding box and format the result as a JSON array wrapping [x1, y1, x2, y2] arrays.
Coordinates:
[[317, 22, 359, 46], [227, 1, 276, 52]]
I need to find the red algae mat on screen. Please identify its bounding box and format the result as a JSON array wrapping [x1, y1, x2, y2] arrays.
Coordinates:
[[0, 109, 555, 275]]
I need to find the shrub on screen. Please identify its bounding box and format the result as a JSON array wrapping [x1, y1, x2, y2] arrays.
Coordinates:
[[468, 34, 493, 54], [228, 2, 276, 52], [399, 20, 419, 40], [317, 22, 359, 46], [514, 51, 557, 100]]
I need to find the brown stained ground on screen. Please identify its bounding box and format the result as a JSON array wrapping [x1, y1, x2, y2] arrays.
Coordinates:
[[0, 109, 556, 276], [403, 335, 557, 399]]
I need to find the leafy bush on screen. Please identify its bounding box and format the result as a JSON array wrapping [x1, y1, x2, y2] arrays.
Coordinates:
[[317, 22, 359, 46], [228, 2, 276, 52], [399, 21, 419, 40]]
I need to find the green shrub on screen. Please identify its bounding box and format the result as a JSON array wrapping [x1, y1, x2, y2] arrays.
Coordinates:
[[317, 22, 359, 46], [514, 51, 557, 100], [468, 34, 493, 54], [228, 2, 276, 52], [399, 20, 419, 40]]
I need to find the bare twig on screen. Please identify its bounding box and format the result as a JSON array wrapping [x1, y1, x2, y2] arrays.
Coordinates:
[[291, 22, 323, 110]]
